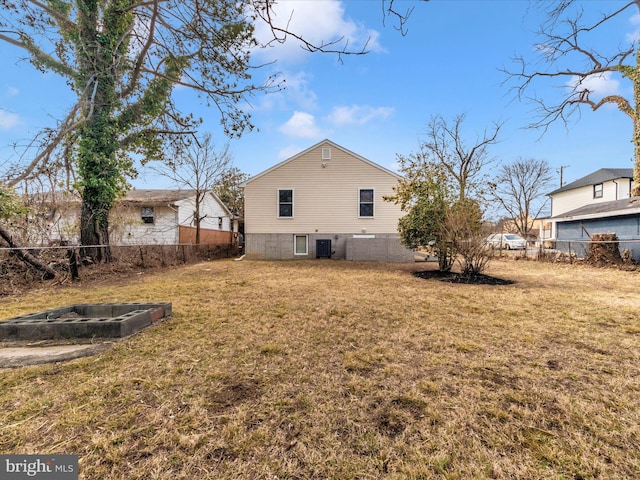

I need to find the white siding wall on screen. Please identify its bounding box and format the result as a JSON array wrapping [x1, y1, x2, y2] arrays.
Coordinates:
[[551, 179, 631, 217], [175, 194, 232, 231], [245, 143, 403, 235], [21, 192, 233, 246], [111, 205, 179, 245]]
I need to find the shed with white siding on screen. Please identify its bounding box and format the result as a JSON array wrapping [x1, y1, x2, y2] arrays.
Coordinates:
[[243, 139, 414, 262]]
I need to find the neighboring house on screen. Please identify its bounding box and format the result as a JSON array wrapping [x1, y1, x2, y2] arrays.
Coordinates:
[[112, 189, 236, 245], [551, 197, 640, 259], [543, 168, 639, 259], [22, 189, 236, 246], [243, 139, 414, 262], [549, 168, 633, 217]]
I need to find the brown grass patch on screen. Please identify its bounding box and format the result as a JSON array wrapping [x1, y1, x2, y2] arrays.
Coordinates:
[[0, 259, 639, 478]]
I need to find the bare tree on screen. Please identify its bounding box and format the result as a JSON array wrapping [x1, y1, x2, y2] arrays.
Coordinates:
[[504, 1, 640, 194], [422, 114, 501, 202], [154, 134, 232, 245], [488, 158, 554, 239], [388, 115, 501, 275], [212, 167, 250, 219], [0, 0, 421, 263]]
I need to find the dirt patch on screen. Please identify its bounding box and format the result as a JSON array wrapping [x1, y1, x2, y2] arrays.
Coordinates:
[[208, 379, 262, 411], [413, 270, 515, 285]]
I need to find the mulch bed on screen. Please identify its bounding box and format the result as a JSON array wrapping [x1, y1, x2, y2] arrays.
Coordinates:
[[413, 270, 515, 285]]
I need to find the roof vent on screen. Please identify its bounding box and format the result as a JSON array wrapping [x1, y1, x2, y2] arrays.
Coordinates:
[[322, 147, 331, 160]]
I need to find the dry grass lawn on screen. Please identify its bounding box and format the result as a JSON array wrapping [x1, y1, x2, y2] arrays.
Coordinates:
[[0, 259, 639, 479]]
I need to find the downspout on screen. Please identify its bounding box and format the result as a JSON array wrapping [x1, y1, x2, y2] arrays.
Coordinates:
[[613, 179, 619, 200]]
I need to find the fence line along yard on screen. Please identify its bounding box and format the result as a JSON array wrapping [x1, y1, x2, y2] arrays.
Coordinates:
[[0, 243, 242, 284]]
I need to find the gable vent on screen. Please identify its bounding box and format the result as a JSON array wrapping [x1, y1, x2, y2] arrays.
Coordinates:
[[322, 147, 331, 160]]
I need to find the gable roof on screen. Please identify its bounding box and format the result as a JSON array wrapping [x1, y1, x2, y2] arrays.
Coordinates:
[[548, 168, 633, 196], [123, 189, 233, 216], [29, 189, 233, 215], [244, 139, 401, 185], [552, 196, 640, 221], [122, 189, 200, 205]]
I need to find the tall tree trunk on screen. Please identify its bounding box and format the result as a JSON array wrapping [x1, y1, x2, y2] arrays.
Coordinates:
[[195, 204, 202, 246], [0, 223, 57, 279], [80, 200, 112, 263], [75, 0, 122, 263], [632, 47, 640, 197]]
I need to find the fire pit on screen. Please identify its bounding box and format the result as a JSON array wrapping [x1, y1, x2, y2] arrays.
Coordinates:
[[0, 303, 172, 341]]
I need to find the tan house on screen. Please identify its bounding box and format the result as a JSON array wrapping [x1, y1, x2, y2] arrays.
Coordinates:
[[243, 139, 414, 262]]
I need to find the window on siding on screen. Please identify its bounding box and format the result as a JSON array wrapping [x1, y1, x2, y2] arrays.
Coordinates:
[[593, 183, 603, 198], [359, 189, 374, 217], [278, 189, 293, 217], [141, 207, 154, 224], [294, 235, 308, 255], [322, 147, 331, 160]]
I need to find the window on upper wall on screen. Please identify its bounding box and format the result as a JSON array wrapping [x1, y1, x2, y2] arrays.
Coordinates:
[[141, 207, 154, 224], [359, 189, 374, 217], [278, 189, 293, 217], [593, 183, 603, 198]]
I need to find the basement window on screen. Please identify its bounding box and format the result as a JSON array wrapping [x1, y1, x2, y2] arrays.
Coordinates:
[[294, 235, 308, 255], [593, 183, 603, 199], [141, 207, 154, 224]]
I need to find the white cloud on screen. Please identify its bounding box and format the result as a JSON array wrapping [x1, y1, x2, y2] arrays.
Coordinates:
[[278, 144, 304, 161], [567, 71, 620, 98], [0, 109, 19, 129], [252, 0, 383, 64], [627, 13, 640, 43], [6, 87, 19, 97], [326, 105, 394, 126], [279, 111, 325, 138], [283, 71, 317, 110]]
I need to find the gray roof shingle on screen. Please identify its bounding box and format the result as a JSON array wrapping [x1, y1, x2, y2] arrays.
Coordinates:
[[548, 168, 633, 195]]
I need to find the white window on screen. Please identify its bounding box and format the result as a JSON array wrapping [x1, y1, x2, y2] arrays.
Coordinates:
[[322, 147, 331, 160], [278, 189, 293, 217], [359, 189, 374, 217], [294, 235, 308, 255], [141, 207, 154, 224], [593, 183, 603, 199]]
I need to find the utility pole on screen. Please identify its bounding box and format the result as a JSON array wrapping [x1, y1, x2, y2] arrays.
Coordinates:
[[557, 165, 570, 187]]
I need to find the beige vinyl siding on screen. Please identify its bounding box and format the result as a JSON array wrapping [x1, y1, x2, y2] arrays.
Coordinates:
[[245, 144, 403, 234]]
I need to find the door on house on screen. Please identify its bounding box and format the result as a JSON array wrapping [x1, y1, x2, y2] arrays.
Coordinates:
[[316, 239, 331, 258]]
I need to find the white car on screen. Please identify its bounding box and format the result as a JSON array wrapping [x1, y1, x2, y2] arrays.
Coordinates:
[[486, 233, 527, 250]]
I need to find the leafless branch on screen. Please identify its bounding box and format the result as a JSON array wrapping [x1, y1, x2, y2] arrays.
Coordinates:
[[503, 1, 638, 131], [5, 104, 83, 188]]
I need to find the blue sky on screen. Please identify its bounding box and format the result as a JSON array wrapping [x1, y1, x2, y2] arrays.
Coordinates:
[[0, 0, 635, 192]]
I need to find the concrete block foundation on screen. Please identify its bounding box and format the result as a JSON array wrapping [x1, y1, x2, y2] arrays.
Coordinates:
[[0, 303, 172, 341]]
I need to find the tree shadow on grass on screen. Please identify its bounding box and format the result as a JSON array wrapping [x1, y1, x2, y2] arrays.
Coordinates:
[[413, 270, 515, 285]]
